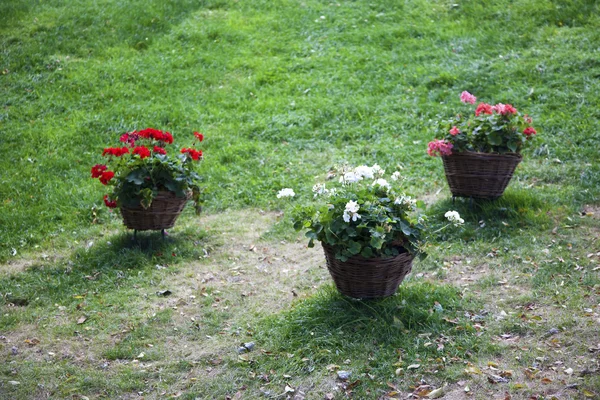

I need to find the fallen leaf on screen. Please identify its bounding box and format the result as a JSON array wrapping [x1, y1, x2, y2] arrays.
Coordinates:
[[407, 364, 420, 370], [77, 316, 87, 324], [427, 386, 445, 398], [465, 366, 482, 375], [564, 367, 574, 375], [583, 390, 596, 398], [541, 377, 553, 384]]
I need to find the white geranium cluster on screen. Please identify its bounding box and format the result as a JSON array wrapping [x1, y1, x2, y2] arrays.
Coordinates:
[[338, 164, 400, 186], [444, 210, 464, 226], [342, 200, 361, 223]]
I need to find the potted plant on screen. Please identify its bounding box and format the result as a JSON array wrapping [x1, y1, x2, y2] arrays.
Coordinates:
[[91, 128, 205, 232], [281, 165, 463, 299], [427, 91, 538, 199]]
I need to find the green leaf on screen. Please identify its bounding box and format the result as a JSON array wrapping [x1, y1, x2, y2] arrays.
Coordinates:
[[348, 240, 361, 255], [360, 247, 373, 258], [370, 236, 384, 249]]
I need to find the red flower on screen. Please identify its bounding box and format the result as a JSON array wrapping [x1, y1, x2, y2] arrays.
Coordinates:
[[153, 146, 167, 155], [133, 146, 151, 159], [194, 132, 204, 142], [91, 164, 107, 178], [103, 195, 117, 208], [475, 102, 494, 116], [99, 171, 115, 185], [449, 126, 460, 136], [120, 132, 140, 147], [523, 127, 537, 136], [181, 147, 203, 161], [136, 128, 174, 144], [163, 132, 173, 144], [102, 147, 130, 157]]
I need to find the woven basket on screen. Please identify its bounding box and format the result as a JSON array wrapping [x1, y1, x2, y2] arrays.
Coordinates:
[[120, 191, 189, 231], [441, 151, 522, 199], [322, 243, 414, 299]]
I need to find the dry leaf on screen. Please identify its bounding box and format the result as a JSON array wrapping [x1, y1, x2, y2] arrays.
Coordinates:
[[465, 366, 482, 375], [77, 316, 87, 324], [427, 386, 445, 398], [541, 377, 553, 384], [407, 364, 420, 370]]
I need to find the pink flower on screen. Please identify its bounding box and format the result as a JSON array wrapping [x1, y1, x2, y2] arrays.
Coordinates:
[[460, 91, 477, 104], [427, 140, 453, 157], [449, 126, 461, 136], [475, 102, 494, 116], [523, 114, 533, 124], [523, 127, 537, 136], [493, 103, 517, 115]]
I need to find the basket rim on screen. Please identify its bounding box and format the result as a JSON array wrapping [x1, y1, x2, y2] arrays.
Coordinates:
[[442, 150, 523, 161], [321, 242, 413, 263]]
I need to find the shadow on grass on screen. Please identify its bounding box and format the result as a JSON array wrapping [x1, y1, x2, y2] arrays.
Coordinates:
[[427, 188, 554, 242], [0, 225, 209, 310], [250, 282, 488, 380]]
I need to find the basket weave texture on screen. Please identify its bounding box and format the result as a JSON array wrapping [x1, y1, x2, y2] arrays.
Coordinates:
[[120, 191, 189, 231], [322, 243, 414, 299], [441, 151, 522, 199]]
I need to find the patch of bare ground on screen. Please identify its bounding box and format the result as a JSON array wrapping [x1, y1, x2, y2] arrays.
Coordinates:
[[415, 248, 600, 400]]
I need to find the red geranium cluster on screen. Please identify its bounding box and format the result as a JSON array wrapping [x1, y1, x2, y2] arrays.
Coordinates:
[[92, 128, 205, 209]]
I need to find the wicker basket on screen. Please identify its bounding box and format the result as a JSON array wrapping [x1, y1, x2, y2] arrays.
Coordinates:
[[322, 244, 414, 299], [441, 151, 522, 199], [120, 191, 189, 231]]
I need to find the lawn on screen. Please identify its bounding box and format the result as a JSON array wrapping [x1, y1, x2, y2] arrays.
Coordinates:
[[1, 0, 599, 399]]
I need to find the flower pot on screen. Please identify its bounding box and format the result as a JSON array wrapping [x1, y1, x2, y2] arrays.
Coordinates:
[[120, 191, 189, 231], [441, 151, 522, 199], [322, 244, 414, 299]]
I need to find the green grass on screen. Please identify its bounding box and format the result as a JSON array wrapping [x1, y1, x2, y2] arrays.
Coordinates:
[[1, 0, 600, 398]]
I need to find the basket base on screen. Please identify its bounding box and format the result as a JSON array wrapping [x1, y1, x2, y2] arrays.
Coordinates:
[[120, 191, 189, 231], [442, 151, 522, 199], [322, 244, 414, 299]]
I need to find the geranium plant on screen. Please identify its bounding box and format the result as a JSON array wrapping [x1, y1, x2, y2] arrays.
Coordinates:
[[91, 128, 204, 212], [428, 91, 537, 156], [284, 165, 462, 261]]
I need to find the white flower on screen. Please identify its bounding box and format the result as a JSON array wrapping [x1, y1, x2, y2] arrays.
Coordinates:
[[312, 183, 328, 197], [276, 188, 295, 198], [373, 178, 390, 190], [391, 171, 402, 181], [445, 210, 464, 226], [342, 200, 361, 223], [371, 164, 385, 176], [343, 210, 361, 223], [345, 200, 360, 213], [354, 165, 374, 179], [395, 195, 416, 210], [339, 171, 362, 184]]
